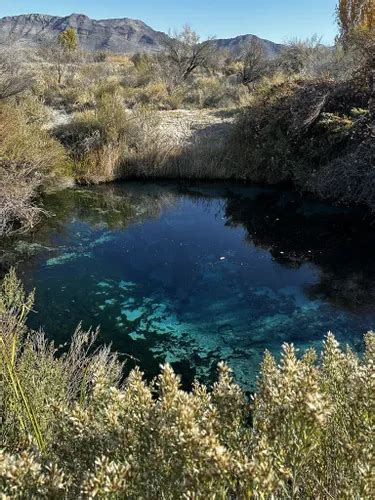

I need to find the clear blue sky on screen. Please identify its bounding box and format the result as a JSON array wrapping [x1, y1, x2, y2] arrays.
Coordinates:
[[0, 1, 339, 44]]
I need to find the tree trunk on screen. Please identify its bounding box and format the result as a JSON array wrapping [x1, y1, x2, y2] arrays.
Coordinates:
[[369, 67, 375, 136]]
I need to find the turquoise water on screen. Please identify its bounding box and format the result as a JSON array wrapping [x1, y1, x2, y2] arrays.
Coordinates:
[[16, 182, 375, 390]]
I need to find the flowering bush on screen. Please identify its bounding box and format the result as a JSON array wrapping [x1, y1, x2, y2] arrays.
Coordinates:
[[1, 270, 374, 498]]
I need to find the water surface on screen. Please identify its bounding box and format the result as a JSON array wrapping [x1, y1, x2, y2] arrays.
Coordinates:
[[16, 182, 375, 390]]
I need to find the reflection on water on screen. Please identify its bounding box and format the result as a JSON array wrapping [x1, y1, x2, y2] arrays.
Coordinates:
[[15, 181, 375, 390]]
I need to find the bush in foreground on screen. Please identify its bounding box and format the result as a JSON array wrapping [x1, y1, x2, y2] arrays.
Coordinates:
[[0, 270, 374, 498]]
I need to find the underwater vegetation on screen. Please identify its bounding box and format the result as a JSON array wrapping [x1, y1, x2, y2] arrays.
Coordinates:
[[10, 181, 375, 390]]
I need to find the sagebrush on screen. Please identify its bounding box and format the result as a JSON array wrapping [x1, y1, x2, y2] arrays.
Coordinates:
[[0, 270, 374, 498], [0, 102, 70, 236]]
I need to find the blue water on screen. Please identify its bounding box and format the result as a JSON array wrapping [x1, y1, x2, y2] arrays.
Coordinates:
[[16, 182, 375, 390]]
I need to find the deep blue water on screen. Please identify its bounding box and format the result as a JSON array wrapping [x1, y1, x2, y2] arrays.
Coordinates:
[[15, 181, 375, 390]]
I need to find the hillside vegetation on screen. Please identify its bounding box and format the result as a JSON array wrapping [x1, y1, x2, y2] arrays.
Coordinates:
[[0, 270, 374, 498], [0, 1, 374, 239]]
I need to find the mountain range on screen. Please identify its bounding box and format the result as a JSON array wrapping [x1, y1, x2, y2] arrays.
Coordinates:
[[0, 13, 283, 57]]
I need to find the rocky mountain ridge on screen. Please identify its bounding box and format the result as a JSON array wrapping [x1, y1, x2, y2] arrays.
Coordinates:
[[0, 13, 282, 55]]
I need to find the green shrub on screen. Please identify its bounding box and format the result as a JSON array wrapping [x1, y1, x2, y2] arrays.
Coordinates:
[[0, 271, 373, 498]]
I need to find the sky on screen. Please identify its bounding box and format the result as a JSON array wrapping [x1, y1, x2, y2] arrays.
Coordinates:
[[0, 1, 339, 44]]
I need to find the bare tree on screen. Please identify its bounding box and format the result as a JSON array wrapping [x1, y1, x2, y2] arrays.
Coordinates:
[[39, 44, 67, 85], [0, 48, 32, 100], [39, 38, 81, 86], [161, 25, 215, 85], [238, 37, 268, 89]]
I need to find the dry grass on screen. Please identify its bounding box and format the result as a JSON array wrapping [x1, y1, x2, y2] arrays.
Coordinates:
[[0, 103, 70, 236], [0, 164, 46, 237], [56, 103, 238, 184], [120, 108, 240, 180], [54, 92, 129, 184]]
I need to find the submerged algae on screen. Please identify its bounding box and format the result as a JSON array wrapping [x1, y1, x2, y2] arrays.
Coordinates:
[[18, 181, 375, 390]]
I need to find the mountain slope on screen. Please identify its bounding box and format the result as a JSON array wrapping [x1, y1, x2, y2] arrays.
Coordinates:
[[212, 34, 283, 58], [0, 13, 282, 56], [0, 13, 168, 53]]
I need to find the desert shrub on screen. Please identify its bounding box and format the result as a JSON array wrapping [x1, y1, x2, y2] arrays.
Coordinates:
[[309, 118, 375, 209], [55, 92, 130, 183], [275, 38, 361, 84], [95, 92, 129, 142], [0, 103, 69, 176], [0, 104, 70, 235], [94, 79, 124, 102], [135, 81, 171, 108], [301, 44, 359, 81], [129, 53, 157, 87], [39, 71, 90, 110], [277, 36, 322, 75], [91, 51, 109, 63], [121, 81, 187, 111], [229, 79, 302, 183], [107, 54, 134, 68], [0, 164, 46, 237], [0, 270, 373, 498], [183, 76, 242, 109], [0, 270, 123, 451], [0, 48, 34, 101], [37, 57, 123, 110], [16, 94, 51, 126], [229, 74, 374, 209]]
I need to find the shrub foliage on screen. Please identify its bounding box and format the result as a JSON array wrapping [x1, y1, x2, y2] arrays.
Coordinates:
[[0, 103, 70, 236], [0, 270, 374, 498]]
